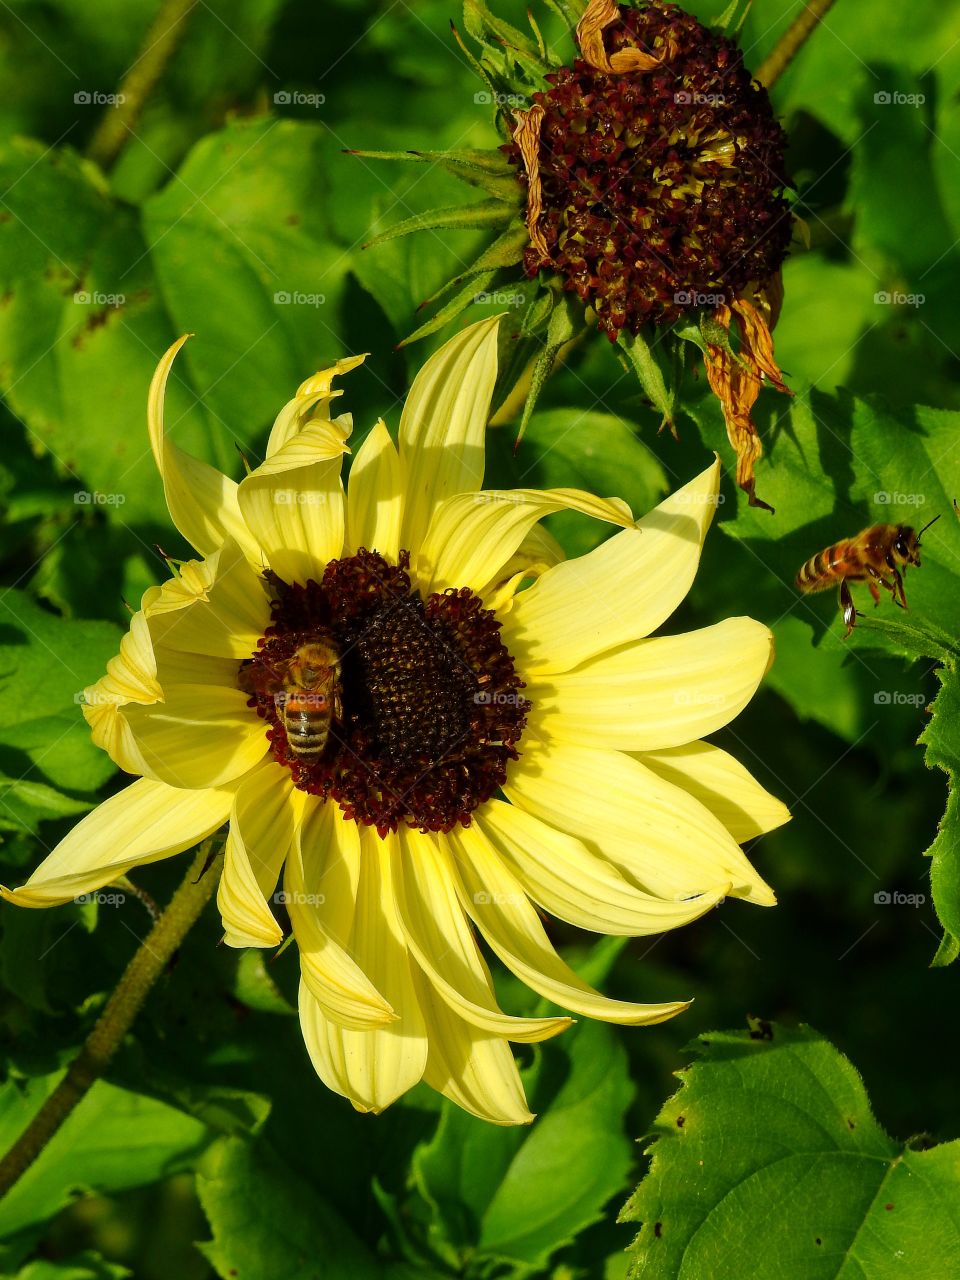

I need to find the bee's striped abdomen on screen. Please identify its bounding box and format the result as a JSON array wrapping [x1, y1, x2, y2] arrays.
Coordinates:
[[796, 542, 853, 593], [282, 692, 330, 757]]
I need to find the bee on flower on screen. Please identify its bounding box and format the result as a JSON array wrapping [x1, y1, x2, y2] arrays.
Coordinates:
[[2, 317, 788, 1125]]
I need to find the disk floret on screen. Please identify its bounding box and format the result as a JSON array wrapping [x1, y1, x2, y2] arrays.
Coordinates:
[[239, 550, 528, 835]]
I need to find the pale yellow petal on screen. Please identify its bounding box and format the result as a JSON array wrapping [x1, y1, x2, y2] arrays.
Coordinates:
[[526, 617, 773, 751], [82, 610, 164, 775], [120, 684, 267, 789], [285, 798, 396, 1029], [398, 317, 500, 557], [218, 762, 299, 948], [415, 487, 632, 596], [298, 827, 427, 1113], [237, 421, 348, 586], [1, 779, 232, 907], [266, 356, 366, 457], [413, 970, 535, 1125], [344, 420, 403, 561], [638, 742, 791, 843], [391, 827, 571, 1042], [148, 336, 259, 560], [505, 743, 775, 906], [144, 540, 271, 660], [480, 522, 565, 613], [477, 799, 729, 936], [448, 822, 689, 1025], [501, 458, 722, 675]]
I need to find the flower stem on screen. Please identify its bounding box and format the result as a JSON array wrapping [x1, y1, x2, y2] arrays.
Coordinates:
[[86, 0, 197, 171], [754, 0, 837, 90], [0, 842, 223, 1201]]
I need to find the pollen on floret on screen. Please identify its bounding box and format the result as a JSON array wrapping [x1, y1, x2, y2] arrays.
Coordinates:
[[239, 550, 528, 836]]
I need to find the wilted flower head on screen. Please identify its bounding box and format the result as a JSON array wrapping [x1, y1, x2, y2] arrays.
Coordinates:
[[508, 0, 792, 338], [359, 0, 797, 510], [2, 318, 788, 1125]]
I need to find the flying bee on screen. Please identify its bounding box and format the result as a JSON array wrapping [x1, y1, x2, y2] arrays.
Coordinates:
[[239, 637, 343, 758], [796, 516, 940, 639]]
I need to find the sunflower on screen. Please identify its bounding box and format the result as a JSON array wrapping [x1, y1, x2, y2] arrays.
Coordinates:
[[2, 317, 788, 1125], [359, 0, 796, 509]]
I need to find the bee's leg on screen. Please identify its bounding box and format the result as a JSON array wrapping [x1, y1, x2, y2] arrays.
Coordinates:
[[891, 565, 907, 609], [839, 580, 857, 639], [864, 566, 883, 606]]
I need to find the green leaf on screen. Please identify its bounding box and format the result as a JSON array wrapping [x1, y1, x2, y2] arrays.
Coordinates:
[[142, 119, 353, 446], [9, 1252, 131, 1279], [0, 1075, 210, 1238], [410, 1019, 635, 1275], [0, 139, 228, 518], [621, 1021, 960, 1279], [687, 386, 959, 741], [0, 777, 92, 836], [0, 590, 121, 795], [196, 1136, 384, 1279], [923, 662, 960, 964]]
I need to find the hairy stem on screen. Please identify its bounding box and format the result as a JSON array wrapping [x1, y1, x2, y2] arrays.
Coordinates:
[[86, 0, 197, 171], [755, 0, 837, 90], [0, 842, 223, 1201]]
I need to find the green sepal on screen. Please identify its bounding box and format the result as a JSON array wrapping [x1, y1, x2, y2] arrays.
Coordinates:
[[515, 290, 584, 444], [463, 0, 542, 64], [363, 198, 513, 250], [617, 327, 679, 433], [933, 932, 960, 968], [348, 147, 521, 202], [416, 219, 529, 312], [715, 0, 754, 34], [543, 0, 588, 29], [399, 269, 500, 347]]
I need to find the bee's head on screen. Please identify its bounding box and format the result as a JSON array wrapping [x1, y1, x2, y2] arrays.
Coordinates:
[[898, 515, 941, 566]]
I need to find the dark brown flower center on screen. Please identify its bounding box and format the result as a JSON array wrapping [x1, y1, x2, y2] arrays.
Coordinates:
[[238, 549, 527, 835], [505, 0, 792, 338]]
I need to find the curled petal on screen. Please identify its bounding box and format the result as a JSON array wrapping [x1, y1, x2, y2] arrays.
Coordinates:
[[148, 336, 259, 560], [703, 296, 791, 512], [512, 105, 549, 262], [266, 355, 366, 457], [576, 0, 674, 73]]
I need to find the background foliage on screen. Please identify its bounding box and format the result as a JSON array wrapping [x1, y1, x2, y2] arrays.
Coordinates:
[[0, 0, 958, 1276]]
